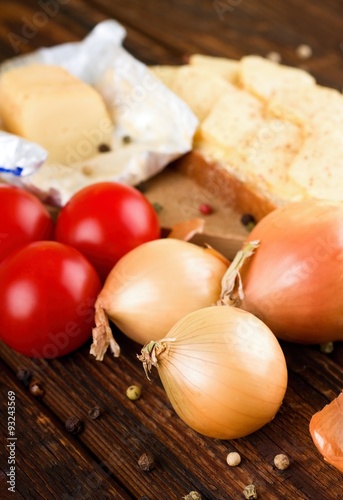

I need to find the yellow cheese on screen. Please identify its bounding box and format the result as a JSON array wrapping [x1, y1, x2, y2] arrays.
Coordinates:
[[0, 64, 113, 166]]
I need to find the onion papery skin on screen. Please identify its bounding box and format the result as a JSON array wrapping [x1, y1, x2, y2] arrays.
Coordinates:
[[239, 200, 343, 344], [146, 305, 288, 440], [98, 238, 228, 345], [310, 391, 343, 472]]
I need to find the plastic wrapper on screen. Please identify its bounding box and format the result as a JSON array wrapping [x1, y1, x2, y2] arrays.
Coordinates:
[[0, 20, 198, 206], [0, 131, 47, 177]]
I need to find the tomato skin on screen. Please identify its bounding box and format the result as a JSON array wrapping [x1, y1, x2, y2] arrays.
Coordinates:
[[0, 185, 54, 263], [55, 182, 160, 281], [0, 241, 101, 358]]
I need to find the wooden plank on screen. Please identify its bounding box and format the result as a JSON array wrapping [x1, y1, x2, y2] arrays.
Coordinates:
[[0, 1, 343, 499], [0, 359, 133, 499], [1, 333, 342, 499], [84, 0, 343, 87]]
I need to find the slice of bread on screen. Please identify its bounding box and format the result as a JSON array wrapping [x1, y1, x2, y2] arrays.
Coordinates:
[[151, 55, 342, 220]]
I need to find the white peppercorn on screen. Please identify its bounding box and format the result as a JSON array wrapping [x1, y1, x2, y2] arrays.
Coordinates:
[[226, 451, 241, 466]]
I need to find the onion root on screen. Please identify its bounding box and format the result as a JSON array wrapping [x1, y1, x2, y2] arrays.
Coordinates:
[[90, 298, 120, 361]]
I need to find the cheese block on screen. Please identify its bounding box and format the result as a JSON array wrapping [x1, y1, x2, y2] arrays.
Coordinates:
[[0, 64, 113, 166], [152, 54, 343, 219]]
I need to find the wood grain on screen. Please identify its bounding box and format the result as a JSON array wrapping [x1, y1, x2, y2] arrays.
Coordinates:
[[0, 1, 343, 499]]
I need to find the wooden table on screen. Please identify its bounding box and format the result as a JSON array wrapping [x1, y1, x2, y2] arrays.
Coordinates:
[[1, 1, 343, 499]]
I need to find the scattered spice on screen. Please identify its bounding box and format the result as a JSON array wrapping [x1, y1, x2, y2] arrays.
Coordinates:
[[266, 51, 281, 63], [98, 143, 111, 152], [296, 44, 312, 60], [152, 202, 163, 214], [88, 406, 102, 420], [16, 368, 32, 386], [29, 381, 44, 398], [126, 385, 142, 401], [65, 417, 84, 435], [274, 453, 290, 470], [320, 341, 334, 354], [138, 452, 155, 472], [135, 181, 148, 193], [82, 165, 93, 176], [226, 451, 241, 466], [199, 203, 213, 215], [241, 213, 256, 231], [243, 484, 258, 499], [183, 492, 202, 500], [122, 135, 132, 144]]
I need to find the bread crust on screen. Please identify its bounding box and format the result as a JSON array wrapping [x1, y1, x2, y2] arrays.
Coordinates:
[[174, 150, 277, 221]]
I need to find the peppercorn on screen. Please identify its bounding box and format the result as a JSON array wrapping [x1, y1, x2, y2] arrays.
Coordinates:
[[29, 381, 44, 398], [226, 451, 241, 466], [135, 181, 148, 193], [98, 143, 111, 152], [16, 368, 32, 386], [82, 165, 93, 176], [126, 385, 142, 401], [152, 202, 163, 214], [183, 492, 202, 500], [241, 213, 256, 231], [88, 406, 101, 420], [296, 44, 312, 60], [274, 453, 290, 470], [320, 342, 334, 354], [65, 417, 84, 435], [138, 452, 155, 472], [199, 203, 213, 215], [243, 484, 258, 499]]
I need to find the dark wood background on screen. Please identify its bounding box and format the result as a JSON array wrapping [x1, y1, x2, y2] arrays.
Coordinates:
[[1, 1, 343, 499]]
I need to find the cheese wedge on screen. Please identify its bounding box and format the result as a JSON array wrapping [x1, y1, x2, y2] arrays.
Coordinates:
[[0, 64, 113, 166]]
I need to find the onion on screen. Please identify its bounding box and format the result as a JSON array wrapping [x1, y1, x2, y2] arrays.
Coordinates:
[[90, 238, 229, 360], [310, 391, 343, 472], [220, 199, 343, 343], [138, 305, 288, 439]]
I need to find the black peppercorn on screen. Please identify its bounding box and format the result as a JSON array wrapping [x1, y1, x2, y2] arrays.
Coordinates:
[[135, 181, 148, 193], [241, 213, 256, 226], [98, 143, 111, 153], [16, 368, 32, 386], [138, 452, 155, 472], [65, 417, 84, 435], [88, 406, 101, 420]]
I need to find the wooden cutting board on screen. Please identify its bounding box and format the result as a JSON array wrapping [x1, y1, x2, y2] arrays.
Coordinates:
[[144, 164, 248, 259]]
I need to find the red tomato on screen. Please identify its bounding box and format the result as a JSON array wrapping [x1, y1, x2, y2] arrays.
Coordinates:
[[0, 184, 54, 263], [0, 241, 101, 358], [55, 182, 160, 281]]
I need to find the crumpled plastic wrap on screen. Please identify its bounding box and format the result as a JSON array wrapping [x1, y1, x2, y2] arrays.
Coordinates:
[[0, 131, 47, 177], [0, 20, 198, 206]]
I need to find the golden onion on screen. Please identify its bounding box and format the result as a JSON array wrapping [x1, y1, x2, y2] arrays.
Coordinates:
[[90, 238, 229, 360], [138, 305, 288, 439]]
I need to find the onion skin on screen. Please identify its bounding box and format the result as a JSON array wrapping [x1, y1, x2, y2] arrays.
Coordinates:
[[310, 391, 343, 472], [235, 200, 343, 344], [90, 238, 229, 360], [139, 305, 288, 440]]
